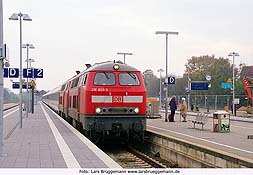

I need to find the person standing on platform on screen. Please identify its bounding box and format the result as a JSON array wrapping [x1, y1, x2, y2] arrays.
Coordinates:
[[169, 96, 177, 122], [180, 97, 187, 122]]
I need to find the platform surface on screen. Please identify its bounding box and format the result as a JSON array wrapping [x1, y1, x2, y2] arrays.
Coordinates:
[[147, 111, 253, 161], [0, 102, 120, 168]]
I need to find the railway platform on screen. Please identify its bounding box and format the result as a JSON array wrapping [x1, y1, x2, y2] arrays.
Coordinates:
[[0, 102, 121, 168], [147, 111, 253, 165]]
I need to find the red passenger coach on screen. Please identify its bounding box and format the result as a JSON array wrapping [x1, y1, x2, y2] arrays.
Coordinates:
[[43, 61, 147, 142]]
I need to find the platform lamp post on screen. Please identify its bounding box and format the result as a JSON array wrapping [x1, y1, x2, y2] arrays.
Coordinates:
[[0, 0, 3, 156], [117, 52, 133, 64], [22, 44, 35, 118], [157, 69, 164, 107], [155, 31, 178, 122], [185, 63, 192, 111], [9, 12, 32, 128], [26, 58, 35, 112], [228, 52, 239, 116], [205, 74, 211, 112]]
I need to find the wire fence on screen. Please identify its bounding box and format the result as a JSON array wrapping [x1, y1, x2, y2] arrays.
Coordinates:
[[174, 95, 247, 111]]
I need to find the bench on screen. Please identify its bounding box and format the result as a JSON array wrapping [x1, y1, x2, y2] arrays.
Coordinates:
[[192, 113, 209, 130]]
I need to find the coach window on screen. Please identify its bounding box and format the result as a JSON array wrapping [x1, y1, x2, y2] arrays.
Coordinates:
[[61, 84, 66, 91], [69, 97, 72, 108], [119, 72, 140, 86], [94, 72, 115, 86], [75, 77, 80, 87], [77, 75, 84, 87], [70, 80, 74, 88], [73, 96, 77, 108], [71, 77, 80, 88], [71, 80, 74, 88]]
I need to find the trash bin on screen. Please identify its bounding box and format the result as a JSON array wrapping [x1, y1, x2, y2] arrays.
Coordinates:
[[213, 111, 230, 132], [146, 101, 161, 118]]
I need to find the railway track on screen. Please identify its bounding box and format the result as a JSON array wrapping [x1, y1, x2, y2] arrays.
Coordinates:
[[104, 145, 167, 168], [45, 102, 171, 168]]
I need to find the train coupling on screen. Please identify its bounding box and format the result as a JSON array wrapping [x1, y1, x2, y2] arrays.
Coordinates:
[[112, 123, 123, 133]]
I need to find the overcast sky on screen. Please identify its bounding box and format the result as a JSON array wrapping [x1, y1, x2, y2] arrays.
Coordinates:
[[3, 0, 253, 91]]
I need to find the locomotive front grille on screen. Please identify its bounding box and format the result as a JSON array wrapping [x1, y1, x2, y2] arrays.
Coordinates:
[[97, 106, 137, 114], [108, 107, 128, 113]]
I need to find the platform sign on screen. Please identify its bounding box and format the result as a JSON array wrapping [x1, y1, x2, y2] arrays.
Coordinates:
[[191, 82, 208, 90], [9, 68, 19, 78], [3, 68, 8, 77], [168, 77, 176, 84], [23, 68, 33, 78], [234, 98, 240, 104], [12, 83, 19, 89], [23, 68, 44, 78], [227, 78, 232, 83], [5, 68, 43, 78], [3, 68, 19, 78], [12, 82, 31, 89], [34, 68, 43, 78], [221, 82, 232, 89], [30, 80, 36, 87]]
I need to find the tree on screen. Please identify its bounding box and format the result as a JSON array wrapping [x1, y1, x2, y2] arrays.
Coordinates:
[[186, 55, 234, 95], [142, 69, 154, 86], [4, 88, 18, 103], [141, 56, 248, 105], [142, 69, 159, 97]]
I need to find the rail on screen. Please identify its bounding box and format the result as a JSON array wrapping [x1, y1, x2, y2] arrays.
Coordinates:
[[127, 146, 167, 168], [3, 103, 18, 111], [104, 144, 168, 168]]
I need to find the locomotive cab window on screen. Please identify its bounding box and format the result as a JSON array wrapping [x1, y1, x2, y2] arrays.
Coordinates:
[[83, 74, 87, 86], [94, 72, 115, 85], [119, 72, 140, 86]]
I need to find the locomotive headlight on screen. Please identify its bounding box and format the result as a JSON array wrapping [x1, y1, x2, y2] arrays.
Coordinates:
[[134, 107, 139, 113], [113, 64, 120, 70], [95, 107, 102, 114]]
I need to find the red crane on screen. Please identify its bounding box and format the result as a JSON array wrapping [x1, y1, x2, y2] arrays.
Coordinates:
[[243, 76, 253, 107]]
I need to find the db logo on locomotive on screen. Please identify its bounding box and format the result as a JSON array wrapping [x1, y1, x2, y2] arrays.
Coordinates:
[[113, 96, 123, 103]]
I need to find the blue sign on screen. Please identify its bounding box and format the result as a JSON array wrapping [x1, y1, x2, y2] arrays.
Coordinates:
[[34, 68, 43, 78], [191, 82, 208, 90], [4, 68, 19, 78], [23, 68, 43, 78], [12, 82, 31, 89], [4, 68, 43, 78], [3, 68, 8, 77], [12, 83, 20, 89], [168, 77, 176, 84], [221, 82, 232, 89], [23, 68, 33, 78]]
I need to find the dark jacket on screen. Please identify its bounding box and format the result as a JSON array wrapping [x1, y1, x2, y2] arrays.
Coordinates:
[[169, 97, 177, 111]]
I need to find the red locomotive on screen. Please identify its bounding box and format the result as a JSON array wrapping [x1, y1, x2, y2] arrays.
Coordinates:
[[43, 61, 147, 142]]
